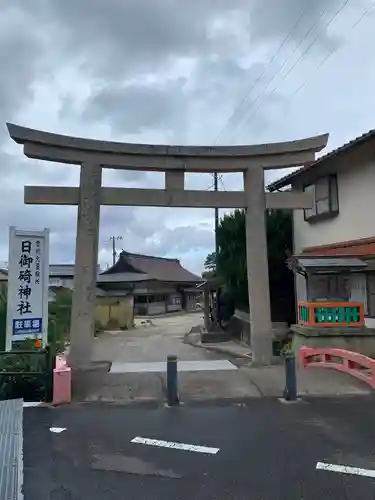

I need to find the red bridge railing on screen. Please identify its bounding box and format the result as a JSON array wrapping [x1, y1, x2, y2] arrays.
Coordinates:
[[299, 346, 375, 389]]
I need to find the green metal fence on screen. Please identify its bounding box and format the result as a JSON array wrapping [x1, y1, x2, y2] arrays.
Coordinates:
[[0, 345, 55, 402]]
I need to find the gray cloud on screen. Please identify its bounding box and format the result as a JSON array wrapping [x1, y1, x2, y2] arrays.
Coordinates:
[[0, 5, 44, 142], [14, 0, 342, 84], [82, 79, 189, 138], [0, 0, 370, 275]]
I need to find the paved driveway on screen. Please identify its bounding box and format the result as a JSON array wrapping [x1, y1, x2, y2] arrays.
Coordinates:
[[92, 312, 210, 363], [23, 396, 375, 499], [78, 312, 260, 403]]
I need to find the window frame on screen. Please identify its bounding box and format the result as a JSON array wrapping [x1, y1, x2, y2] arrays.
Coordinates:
[[303, 174, 339, 223]]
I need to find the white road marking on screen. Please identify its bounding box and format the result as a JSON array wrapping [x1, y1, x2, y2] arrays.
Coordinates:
[[131, 436, 219, 454], [49, 427, 67, 433], [110, 359, 237, 373], [316, 461, 375, 478]]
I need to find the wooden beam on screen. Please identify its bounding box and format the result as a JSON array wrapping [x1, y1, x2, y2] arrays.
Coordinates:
[[24, 186, 313, 209]]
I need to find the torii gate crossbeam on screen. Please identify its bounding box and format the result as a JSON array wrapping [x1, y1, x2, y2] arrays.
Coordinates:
[[7, 123, 328, 369]]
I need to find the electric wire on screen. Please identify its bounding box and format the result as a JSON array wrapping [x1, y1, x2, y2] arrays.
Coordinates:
[[231, 0, 351, 136], [214, 5, 309, 145], [288, 0, 375, 101]]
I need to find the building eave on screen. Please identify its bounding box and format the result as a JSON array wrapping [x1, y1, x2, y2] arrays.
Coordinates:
[[267, 129, 375, 191]]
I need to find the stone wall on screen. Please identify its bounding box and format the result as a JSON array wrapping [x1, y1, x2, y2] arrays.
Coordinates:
[[225, 309, 290, 345]]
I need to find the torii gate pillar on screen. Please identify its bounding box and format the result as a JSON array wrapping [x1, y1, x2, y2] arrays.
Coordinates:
[[69, 162, 102, 369], [244, 166, 272, 364]]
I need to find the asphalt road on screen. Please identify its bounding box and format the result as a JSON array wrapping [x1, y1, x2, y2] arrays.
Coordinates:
[[24, 396, 375, 499]]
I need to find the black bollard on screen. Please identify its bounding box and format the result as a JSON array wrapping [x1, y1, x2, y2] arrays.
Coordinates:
[[283, 345, 297, 401], [166, 355, 179, 406]]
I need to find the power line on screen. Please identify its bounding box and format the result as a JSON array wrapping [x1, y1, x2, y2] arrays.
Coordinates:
[[205, 176, 223, 191], [214, 6, 309, 145], [221, 6, 330, 144], [219, 176, 227, 191], [209, 2, 348, 279], [234, 0, 351, 132], [288, 0, 375, 101]]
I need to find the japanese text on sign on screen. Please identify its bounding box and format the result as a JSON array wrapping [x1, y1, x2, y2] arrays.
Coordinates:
[[17, 240, 33, 316], [6, 228, 49, 349]]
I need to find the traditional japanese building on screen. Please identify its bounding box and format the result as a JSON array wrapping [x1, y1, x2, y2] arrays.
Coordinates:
[[99, 250, 203, 315]]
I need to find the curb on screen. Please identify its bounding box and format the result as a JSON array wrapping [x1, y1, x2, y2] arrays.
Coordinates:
[[185, 336, 253, 360]]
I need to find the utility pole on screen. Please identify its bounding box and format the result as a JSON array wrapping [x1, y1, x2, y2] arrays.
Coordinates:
[[213, 173, 220, 327], [109, 236, 123, 266], [214, 172, 219, 257]]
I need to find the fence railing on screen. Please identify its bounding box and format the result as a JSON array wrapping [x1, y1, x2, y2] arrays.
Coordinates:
[[299, 346, 375, 388], [0, 345, 55, 402], [297, 301, 365, 327]]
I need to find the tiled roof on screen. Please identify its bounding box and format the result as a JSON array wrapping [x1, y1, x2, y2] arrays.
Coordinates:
[[97, 272, 149, 283], [267, 129, 375, 191], [101, 251, 203, 283], [298, 256, 367, 269]]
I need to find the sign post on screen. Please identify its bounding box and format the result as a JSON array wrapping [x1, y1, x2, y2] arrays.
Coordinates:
[[6, 227, 50, 351]]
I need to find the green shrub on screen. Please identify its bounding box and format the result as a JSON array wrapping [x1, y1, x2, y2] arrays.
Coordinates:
[[0, 287, 72, 400], [0, 289, 7, 351], [0, 344, 48, 401], [48, 288, 72, 352]]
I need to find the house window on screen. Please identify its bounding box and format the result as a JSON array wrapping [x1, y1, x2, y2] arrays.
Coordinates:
[[135, 295, 148, 303], [367, 274, 375, 317], [303, 175, 339, 222]]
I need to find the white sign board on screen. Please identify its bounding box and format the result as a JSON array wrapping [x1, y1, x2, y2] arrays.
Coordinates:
[[6, 227, 49, 350]]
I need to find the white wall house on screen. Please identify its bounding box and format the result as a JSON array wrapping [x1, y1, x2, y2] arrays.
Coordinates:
[[268, 130, 375, 328]]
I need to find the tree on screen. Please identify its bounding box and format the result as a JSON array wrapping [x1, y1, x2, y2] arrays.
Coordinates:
[[215, 210, 248, 308], [202, 252, 217, 280], [204, 252, 216, 272], [212, 208, 295, 322]]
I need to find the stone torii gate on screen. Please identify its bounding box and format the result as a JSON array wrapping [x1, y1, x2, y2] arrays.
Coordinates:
[[6, 123, 328, 369]]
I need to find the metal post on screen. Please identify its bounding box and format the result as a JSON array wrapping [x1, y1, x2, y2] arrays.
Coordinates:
[[44, 344, 55, 403], [166, 355, 179, 406], [283, 346, 297, 401]]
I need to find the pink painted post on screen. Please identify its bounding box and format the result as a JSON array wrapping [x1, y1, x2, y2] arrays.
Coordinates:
[[53, 355, 72, 405], [298, 346, 310, 367]]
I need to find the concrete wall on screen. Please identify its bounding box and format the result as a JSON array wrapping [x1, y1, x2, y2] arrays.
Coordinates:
[[147, 302, 167, 315], [95, 295, 134, 330], [49, 277, 74, 288], [293, 158, 375, 252], [167, 303, 182, 313]]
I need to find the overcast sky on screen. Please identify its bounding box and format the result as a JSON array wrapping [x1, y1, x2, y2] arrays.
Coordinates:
[[1, 0, 375, 275]]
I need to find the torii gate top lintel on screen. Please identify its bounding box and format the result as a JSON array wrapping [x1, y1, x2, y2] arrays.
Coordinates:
[[6, 122, 328, 172]]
